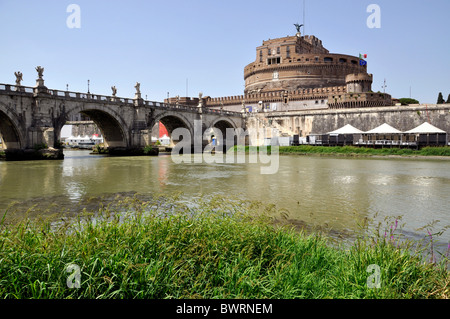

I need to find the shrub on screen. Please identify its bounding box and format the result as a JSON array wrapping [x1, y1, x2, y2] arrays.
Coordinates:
[[143, 145, 153, 154]]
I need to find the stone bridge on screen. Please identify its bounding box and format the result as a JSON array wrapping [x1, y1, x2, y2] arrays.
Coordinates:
[[0, 72, 245, 160]]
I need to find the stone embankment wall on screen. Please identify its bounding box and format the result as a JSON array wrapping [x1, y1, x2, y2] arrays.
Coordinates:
[[72, 104, 450, 142], [248, 104, 450, 137]]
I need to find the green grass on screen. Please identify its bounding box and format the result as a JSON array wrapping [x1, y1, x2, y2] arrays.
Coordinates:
[[0, 195, 448, 299], [233, 145, 450, 157]]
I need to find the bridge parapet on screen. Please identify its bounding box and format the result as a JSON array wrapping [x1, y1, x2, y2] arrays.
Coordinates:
[[0, 83, 245, 117], [0, 83, 207, 113]]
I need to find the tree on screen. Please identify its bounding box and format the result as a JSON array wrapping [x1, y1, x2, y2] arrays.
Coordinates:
[[399, 98, 419, 105], [437, 92, 445, 104], [446, 94, 450, 104]]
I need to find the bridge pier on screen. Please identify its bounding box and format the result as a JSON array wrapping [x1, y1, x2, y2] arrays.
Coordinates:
[[2, 147, 64, 161]]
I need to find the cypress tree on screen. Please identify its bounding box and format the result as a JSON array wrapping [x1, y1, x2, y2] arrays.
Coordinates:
[[446, 94, 450, 104], [437, 92, 445, 104]]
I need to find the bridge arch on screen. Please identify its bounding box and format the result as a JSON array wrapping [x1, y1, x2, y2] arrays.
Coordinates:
[[58, 104, 129, 148], [207, 117, 239, 151], [210, 117, 238, 131], [151, 111, 195, 146], [0, 102, 25, 150]]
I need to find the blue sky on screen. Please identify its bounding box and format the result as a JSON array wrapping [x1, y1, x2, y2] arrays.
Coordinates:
[[1, 0, 449, 105]]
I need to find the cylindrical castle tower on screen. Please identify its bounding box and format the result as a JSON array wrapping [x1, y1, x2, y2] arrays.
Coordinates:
[[244, 32, 369, 94], [345, 73, 373, 93]]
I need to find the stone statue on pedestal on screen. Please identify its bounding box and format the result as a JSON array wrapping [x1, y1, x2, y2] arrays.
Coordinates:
[[135, 82, 141, 94], [133, 82, 143, 105], [34, 66, 48, 94], [111, 86, 117, 97], [198, 92, 203, 108], [14, 71, 23, 86], [36, 66, 44, 79]]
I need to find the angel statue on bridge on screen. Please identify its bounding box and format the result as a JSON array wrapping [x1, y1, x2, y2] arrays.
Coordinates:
[[135, 82, 141, 94], [14, 71, 23, 86], [111, 86, 117, 97], [35, 66, 44, 79]]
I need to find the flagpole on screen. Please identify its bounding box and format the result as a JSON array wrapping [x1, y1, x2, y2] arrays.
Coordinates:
[[303, 0, 306, 34]]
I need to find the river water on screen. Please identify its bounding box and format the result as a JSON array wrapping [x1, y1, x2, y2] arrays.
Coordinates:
[[0, 150, 449, 252]]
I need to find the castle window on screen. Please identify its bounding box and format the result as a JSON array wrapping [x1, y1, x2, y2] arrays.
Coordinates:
[[351, 60, 358, 65], [286, 46, 290, 58], [277, 47, 280, 55], [324, 57, 333, 62], [268, 49, 271, 56], [268, 57, 281, 65], [260, 50, 263, 62], [339, 58, 347, 63], [315, 57, 319, 62]]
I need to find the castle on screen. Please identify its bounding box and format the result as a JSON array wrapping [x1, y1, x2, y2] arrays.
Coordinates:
[[165, 28, 392, 113]]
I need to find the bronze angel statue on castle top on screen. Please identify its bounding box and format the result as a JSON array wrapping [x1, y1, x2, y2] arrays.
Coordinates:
[[294, 23, 304, 33]]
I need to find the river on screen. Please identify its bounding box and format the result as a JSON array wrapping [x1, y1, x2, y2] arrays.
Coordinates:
[[0, 149, 449, 252]]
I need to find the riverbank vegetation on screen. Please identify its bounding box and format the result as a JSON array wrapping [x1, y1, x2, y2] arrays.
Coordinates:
[[0, 195, 448, 299], [234, 145, 450, 157]]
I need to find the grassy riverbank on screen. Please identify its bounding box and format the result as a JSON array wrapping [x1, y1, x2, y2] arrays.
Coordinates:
[[0, 196, 448, 299], [234, 145, 450, 157]]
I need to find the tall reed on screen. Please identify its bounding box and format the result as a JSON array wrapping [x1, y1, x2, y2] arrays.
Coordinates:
[[0, 195, 448, 299]]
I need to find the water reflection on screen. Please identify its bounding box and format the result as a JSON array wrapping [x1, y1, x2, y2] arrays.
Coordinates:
[[0, 150, 449, 247]]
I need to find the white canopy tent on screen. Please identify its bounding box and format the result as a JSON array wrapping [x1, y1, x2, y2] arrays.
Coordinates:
[[328, 124, 364, 135], [360, 123, 403, 146], [404, 122, 447, 146], [404, 122, 446, 134], [364, 123, 403, 134], [324, 124, 364, 146]]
